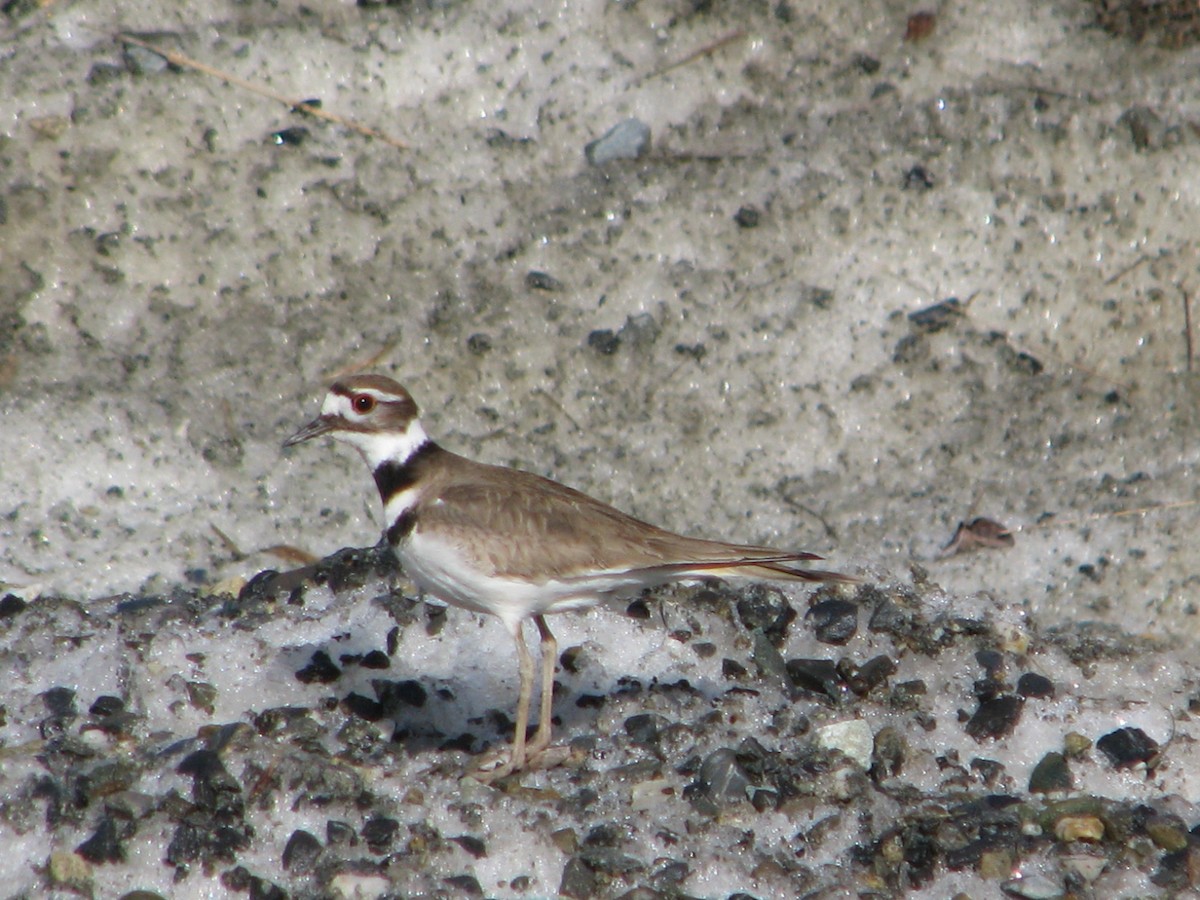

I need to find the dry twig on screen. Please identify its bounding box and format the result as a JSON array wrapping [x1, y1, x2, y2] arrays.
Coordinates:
[[116, 33, 408, 149]]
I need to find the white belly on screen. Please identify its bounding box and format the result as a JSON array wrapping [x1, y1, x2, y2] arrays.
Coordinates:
[[395, 532, 609, 634]]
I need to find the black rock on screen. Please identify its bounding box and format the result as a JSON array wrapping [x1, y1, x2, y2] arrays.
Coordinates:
[[1028, 751, 1072, 794], [1097, 726, 1159, 768], [0, 593, 27, 618], [451, 834, 487, 858], [785, 658, 841, 700], [89, 695, 125, 717], [736, 586, 796, 645], [871, 726, 907, 780], [902, 164, 935, 190], [360, 649, 390, 669], [76, 815, 127, 863], [362, 816, 399, 853], [845, 655, 897, 695], [806, 599, 858, 645], [525, 270, 564, 291], [326, 820, 356, 846], [974, 649, 1004, 676], [964, 695, 1023, 740], [42, 686, 78, 719], [295, 650, 341, 684], [177, 750, 243, 818], [270, 126, 309, 146], [374, 678, 427, 711], [466, 333, 492, 354], [1016, 672, 1055, 699], [733, 206, 761, 228], [282, 828, 322, 873], [695, 748, 752, 804], [624, 713, 664, 746], [587, 329, 620, 355], [341, 693, 384, 722], [722, 658, 748, 680]]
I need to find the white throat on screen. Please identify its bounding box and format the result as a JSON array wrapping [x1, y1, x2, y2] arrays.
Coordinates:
[[336, 418, 429, 471]]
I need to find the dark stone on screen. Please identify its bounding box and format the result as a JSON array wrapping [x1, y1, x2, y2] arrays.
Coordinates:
[[386, 626, 400, 656], [785, 658, 841, 700], [871, 726, 906, 780], [466, 333, 492, 354], [587, 329, 620, 355], [968, 757, 1005, 787], [624, 714, 664, 746], [42, 686, 78, 719], [907, 297, 963, 333], [975, 649, 1004, 675], [845, 654, 896, 695], [282, 829, 322, 873], [76, 815, 127, 863], [1097, 726, 1159, 768], [295, 650, 341, 684], [733, 206, 760, 228], [89, 696, 125, 717], [0, 593, 27, 618], [360, 650, 390, 669], [341, 693, 384, 722], [736, 586, 796, 645], [270, 126, 309, 146], [722, 658, 748, 680], [853, 53, 881, 74], [559, 855, 597, 898], [1016, 672, 1055, 699], [177, 750, 243, 818], [326, 820, 356, 846], [694, 748, 751, 804], [451, 834, 487, 858], [1028, 751, 1072, 794], [165, 819, 251, 867], [902, 164, 935, 190], [525, 270, 564, 291], [374, 678, 427, 711], [806, 599, 858, 645], [362, 816, 399, 853], [673, 342, 706, 361], [964, 695, 1023, 740]]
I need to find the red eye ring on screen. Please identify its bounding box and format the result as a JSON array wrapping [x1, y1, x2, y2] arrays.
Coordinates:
[[352, 394, 376, 414]]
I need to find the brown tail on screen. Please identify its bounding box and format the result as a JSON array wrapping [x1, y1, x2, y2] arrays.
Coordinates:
[[648, 556, 858, 584]]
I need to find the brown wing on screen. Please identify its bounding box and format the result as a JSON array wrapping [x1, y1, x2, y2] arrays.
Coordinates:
[[414, 455, 851, 583]]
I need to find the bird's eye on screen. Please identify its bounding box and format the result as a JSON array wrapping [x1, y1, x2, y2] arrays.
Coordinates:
[[352, 394, 376, 414]]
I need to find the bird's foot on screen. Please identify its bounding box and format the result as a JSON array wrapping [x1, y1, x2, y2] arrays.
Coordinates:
[[468, 744, 573, 784]]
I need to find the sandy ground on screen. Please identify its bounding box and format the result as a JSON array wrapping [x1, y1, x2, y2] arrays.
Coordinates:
[[2, 0, 1200, 897]]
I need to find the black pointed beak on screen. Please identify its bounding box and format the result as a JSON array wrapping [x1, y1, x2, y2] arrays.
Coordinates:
[[283, 415, 335, 448]]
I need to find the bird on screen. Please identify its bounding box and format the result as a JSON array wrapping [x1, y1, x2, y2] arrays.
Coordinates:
[[284, 374, 854, 781]]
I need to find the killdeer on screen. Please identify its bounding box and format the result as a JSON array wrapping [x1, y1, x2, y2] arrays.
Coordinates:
[[285, 374, 854, 781]]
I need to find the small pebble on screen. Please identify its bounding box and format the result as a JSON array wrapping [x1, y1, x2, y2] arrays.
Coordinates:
[[806, 599, 858, 644], [1017, 672, 1055, 699], [584, 118, 651, 166], [1096, 726, 1158, 768], [282, 829, 322, 873], [964, 695, 1023, 740]]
